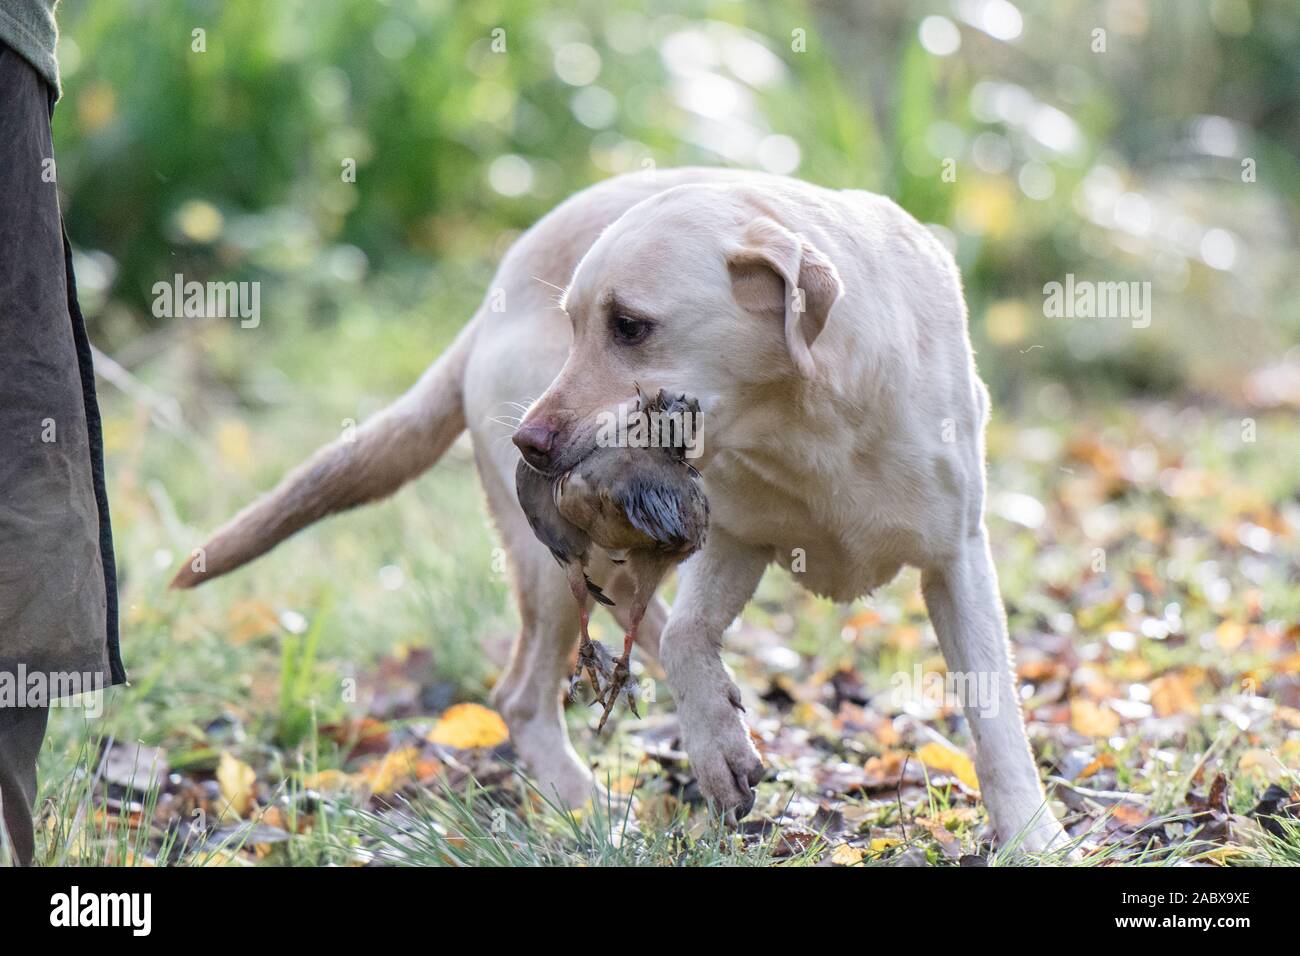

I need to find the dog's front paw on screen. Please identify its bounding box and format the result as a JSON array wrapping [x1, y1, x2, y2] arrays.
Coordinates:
[[679, 684, 764, 822]]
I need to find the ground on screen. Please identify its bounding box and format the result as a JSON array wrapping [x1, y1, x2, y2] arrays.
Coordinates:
[[24, 318, 1300, 866]]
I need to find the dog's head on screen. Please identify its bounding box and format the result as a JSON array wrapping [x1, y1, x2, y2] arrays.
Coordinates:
[[514, 183, 844, 475]]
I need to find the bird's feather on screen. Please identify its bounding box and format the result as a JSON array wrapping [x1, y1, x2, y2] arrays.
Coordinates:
[[515, 458, 615, 605]]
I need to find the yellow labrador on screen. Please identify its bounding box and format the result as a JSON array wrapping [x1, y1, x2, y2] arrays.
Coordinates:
[[174, 167, 1067, 852]]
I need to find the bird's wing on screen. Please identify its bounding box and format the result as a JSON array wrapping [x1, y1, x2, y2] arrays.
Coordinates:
[[515, 459, 586, 565], [612, 473, 698, 550], [515, 460, 613, 605]]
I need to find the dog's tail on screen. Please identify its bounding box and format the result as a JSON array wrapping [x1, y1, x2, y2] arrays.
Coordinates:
[[170, 318, 478, 589]]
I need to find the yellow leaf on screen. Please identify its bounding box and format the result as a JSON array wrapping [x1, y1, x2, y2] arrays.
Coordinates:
[[301, 769, 357, 794], [217, 752, 256, 820], [830, 844, 864, 866], [868, 838, 901, 855], [917, 742, 980, 791], [427, 703, 509, 749], [359, 745, 422, 796], [1070, 699, 1120, 738], [1149, 674, 1199, 717], [1215, 621, 1247, 652], [1199, 845, 1246, 866]]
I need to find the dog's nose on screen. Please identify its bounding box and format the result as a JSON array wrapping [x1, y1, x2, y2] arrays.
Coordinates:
[[513, 420, 558, 471]]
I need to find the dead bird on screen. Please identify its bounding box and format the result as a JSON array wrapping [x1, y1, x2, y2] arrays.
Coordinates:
[[551, 389, 709, 730], [514, 458, 619, 701], [514, 389, 708, 729]]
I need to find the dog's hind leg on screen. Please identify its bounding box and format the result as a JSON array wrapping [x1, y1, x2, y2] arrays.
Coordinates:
[[920, 529, 1070, 854]]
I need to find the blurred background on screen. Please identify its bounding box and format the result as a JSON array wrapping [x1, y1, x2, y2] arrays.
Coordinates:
[[56, 0, 1300, 402], [28, 0, 1300, 864]]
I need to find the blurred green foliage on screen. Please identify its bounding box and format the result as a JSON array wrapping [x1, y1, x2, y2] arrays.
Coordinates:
[[52, 0, 1300, 397]]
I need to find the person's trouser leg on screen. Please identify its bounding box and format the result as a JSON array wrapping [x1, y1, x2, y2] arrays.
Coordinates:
[[0, 705, 51, 866], [0, 41, 123, 866]]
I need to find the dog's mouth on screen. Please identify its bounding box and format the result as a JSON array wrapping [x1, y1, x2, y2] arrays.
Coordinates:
[[519, 389, 708, 476]]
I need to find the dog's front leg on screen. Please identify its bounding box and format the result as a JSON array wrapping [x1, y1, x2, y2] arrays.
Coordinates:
[[920, 529, 1070, 853], [659, 527, 769, 821]]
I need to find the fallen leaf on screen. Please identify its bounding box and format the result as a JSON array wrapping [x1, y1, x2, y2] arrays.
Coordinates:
[[216, 752, 256, 820], [1214, 621, 1247, 653], [830, 844, 864, 866], [1149, 673, 1199, 717], [427, 703, 509, 749], [1077, 752, 1116, 781], [1070, 699, 1120, 737], [1110, 803, 1150, 828], [358, 745, 422, 796], [917, 742, 980, 791]]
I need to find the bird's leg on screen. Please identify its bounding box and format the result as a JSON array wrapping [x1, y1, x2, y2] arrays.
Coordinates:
[[596, 616, 642, 732], [576, 605, 610, 700], [567, 571, 616, 702]]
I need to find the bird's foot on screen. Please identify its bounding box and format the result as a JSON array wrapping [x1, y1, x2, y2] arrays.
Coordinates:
[[573, 636, 617, 703], [595, 655, 638, 733]]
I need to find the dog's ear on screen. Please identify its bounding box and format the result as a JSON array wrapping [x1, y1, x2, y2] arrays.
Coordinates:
[[726, 217, 844, 378]]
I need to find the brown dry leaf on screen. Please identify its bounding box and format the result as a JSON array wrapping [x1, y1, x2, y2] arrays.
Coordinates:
[[1110, 802, 1150, 828], [1149, 673, 1199, 717], [862, 749, 909, 787], [1070, 699, 1120, 737], [916, 817, 963, 858], [1077, 752, 1116, 781], [216, 752, 256, 820], [916, 742, 980, 791], [1018, 658, 1064, 682], [427, 703, 509, 749], [771, 827, 818, 858]]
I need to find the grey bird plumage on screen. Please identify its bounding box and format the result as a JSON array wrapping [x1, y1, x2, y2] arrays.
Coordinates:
[[514, 459, 614, 607], [514, 389, 708, 727]]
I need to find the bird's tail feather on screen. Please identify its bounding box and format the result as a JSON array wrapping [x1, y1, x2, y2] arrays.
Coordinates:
[[585, 575, 615, 606]]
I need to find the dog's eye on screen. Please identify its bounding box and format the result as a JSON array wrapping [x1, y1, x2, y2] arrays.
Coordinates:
[[610, 313, 653, 346]]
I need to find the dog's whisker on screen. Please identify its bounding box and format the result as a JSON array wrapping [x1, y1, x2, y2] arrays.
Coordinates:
[[531, 275, 567, 295]]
